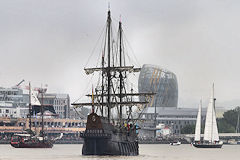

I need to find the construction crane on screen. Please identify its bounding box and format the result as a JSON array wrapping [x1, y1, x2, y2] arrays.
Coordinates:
[[14, 79, 25, 88]]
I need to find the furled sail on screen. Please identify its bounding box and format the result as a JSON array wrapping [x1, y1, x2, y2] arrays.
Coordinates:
[[194, 100, 202, 141], [203, 84, 219, 142]]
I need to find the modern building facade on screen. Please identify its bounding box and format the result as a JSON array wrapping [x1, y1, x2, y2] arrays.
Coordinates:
[[138, 64, 178, 108], [38, 93, 70, 119], [69, 106, 90, 120], [0, 87, 28, 107], [0, 102, 18, 118], [138, 64, 203, 137], [0, 86, 70, 119], [140, 107, 207, 135], [0, 87, 29, 118]]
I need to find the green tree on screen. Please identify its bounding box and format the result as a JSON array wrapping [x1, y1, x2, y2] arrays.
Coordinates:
[[222, 109, 237, 127], [181, 124, 195, 134], [217, 106, 240, 133], [217, 118, 235, 133]]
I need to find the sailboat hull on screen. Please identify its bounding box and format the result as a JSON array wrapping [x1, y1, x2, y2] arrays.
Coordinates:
[[192, 143, 223, 148]]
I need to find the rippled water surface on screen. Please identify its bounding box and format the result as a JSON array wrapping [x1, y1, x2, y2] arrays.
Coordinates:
[[0, 144, 239, 160]]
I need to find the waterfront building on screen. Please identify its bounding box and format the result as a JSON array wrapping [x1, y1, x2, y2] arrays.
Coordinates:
[[138, 64, 205, 137], [0, 87, 27, 107], [0, 86, 70, 119], [0, 116, 86, 144], [138, 64, 178, 108], [69, 106, 90, 120], [156, 124, 171, 137], [0, 102, 18, 118], [38, 93, 70, 119], [0, 87, 29, 118], [141, 107, 207, 135], [0, 116, 86, 128]]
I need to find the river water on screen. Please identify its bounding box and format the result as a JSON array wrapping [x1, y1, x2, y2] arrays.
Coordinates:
[[0, 144, 239, 160]]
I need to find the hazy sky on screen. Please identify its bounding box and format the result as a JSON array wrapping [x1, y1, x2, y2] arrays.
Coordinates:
[[1, 0, 240, 108]]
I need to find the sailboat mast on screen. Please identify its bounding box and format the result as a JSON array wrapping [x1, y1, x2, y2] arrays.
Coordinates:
[[29, 82, 32, 131], [203, 83, 220, 143], [107, 10, 111, 122], [212, 83, 215, 142], [40, 88, 44, 139], [119, 21, 123, 123]]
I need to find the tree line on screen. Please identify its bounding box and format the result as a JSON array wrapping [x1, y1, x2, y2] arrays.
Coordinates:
[[181, 106, 240, 134]]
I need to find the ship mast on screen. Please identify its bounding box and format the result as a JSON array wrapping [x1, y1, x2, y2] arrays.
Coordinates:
[[119, 20, 123, 124], [71, 10, 154, 122], [107, 10, 111, 122]]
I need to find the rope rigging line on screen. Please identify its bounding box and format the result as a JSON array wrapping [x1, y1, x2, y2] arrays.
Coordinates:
[[96, 23, 108, 68], [84, 23, 107, 68], [72, 72, 95, 104], [73, 13, 148, 125], [122, 31, 141, 68]]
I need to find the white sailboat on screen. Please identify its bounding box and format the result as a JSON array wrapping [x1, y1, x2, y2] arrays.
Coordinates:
[[193, 84, 223, 148]]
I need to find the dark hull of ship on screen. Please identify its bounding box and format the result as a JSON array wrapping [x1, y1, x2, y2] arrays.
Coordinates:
[[81, 113, 139, 156], [82, 136, 139, 156], [10, 141, 53, 148], [192, 143, 223, 148]]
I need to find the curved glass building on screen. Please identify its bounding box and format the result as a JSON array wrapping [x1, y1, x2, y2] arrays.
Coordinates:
[[138, 64, 178, 108]]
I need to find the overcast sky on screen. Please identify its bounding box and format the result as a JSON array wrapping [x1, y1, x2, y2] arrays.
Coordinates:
[[0, 0, 240, 108]]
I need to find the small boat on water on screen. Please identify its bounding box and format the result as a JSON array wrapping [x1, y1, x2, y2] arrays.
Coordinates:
[[11, 133, 53, 148], [170, 141, 181, 146], [10, 83, 54, 148], [192, 84, 223, 148]]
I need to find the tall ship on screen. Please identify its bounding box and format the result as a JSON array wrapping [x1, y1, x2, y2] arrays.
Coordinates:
[[192, 84, 223, 148], [72, 10, 152, 155], [10, 83, 54, 148]]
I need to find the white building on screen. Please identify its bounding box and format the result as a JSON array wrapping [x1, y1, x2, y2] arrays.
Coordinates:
[[156, 123, 171, 137], [0, 102, 17, 118], [0, 87, 29, 118], [0, 86, 70, 119]]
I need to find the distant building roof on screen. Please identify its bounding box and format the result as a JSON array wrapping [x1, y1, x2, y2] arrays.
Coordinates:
[[56, 94, 69, 99], [144, 107, 207, 116]]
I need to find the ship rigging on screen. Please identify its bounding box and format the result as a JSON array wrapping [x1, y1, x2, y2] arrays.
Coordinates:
[[72, 10, 153, 155]]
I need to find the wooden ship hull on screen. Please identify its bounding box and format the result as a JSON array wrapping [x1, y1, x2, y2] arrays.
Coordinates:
[[82, 134, 139, 155], [10, 139, 53, 148], [81, 113, 138, 155]]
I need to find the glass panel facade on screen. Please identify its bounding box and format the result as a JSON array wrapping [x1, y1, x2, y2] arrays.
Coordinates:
[[138, 64, 178, 108]]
